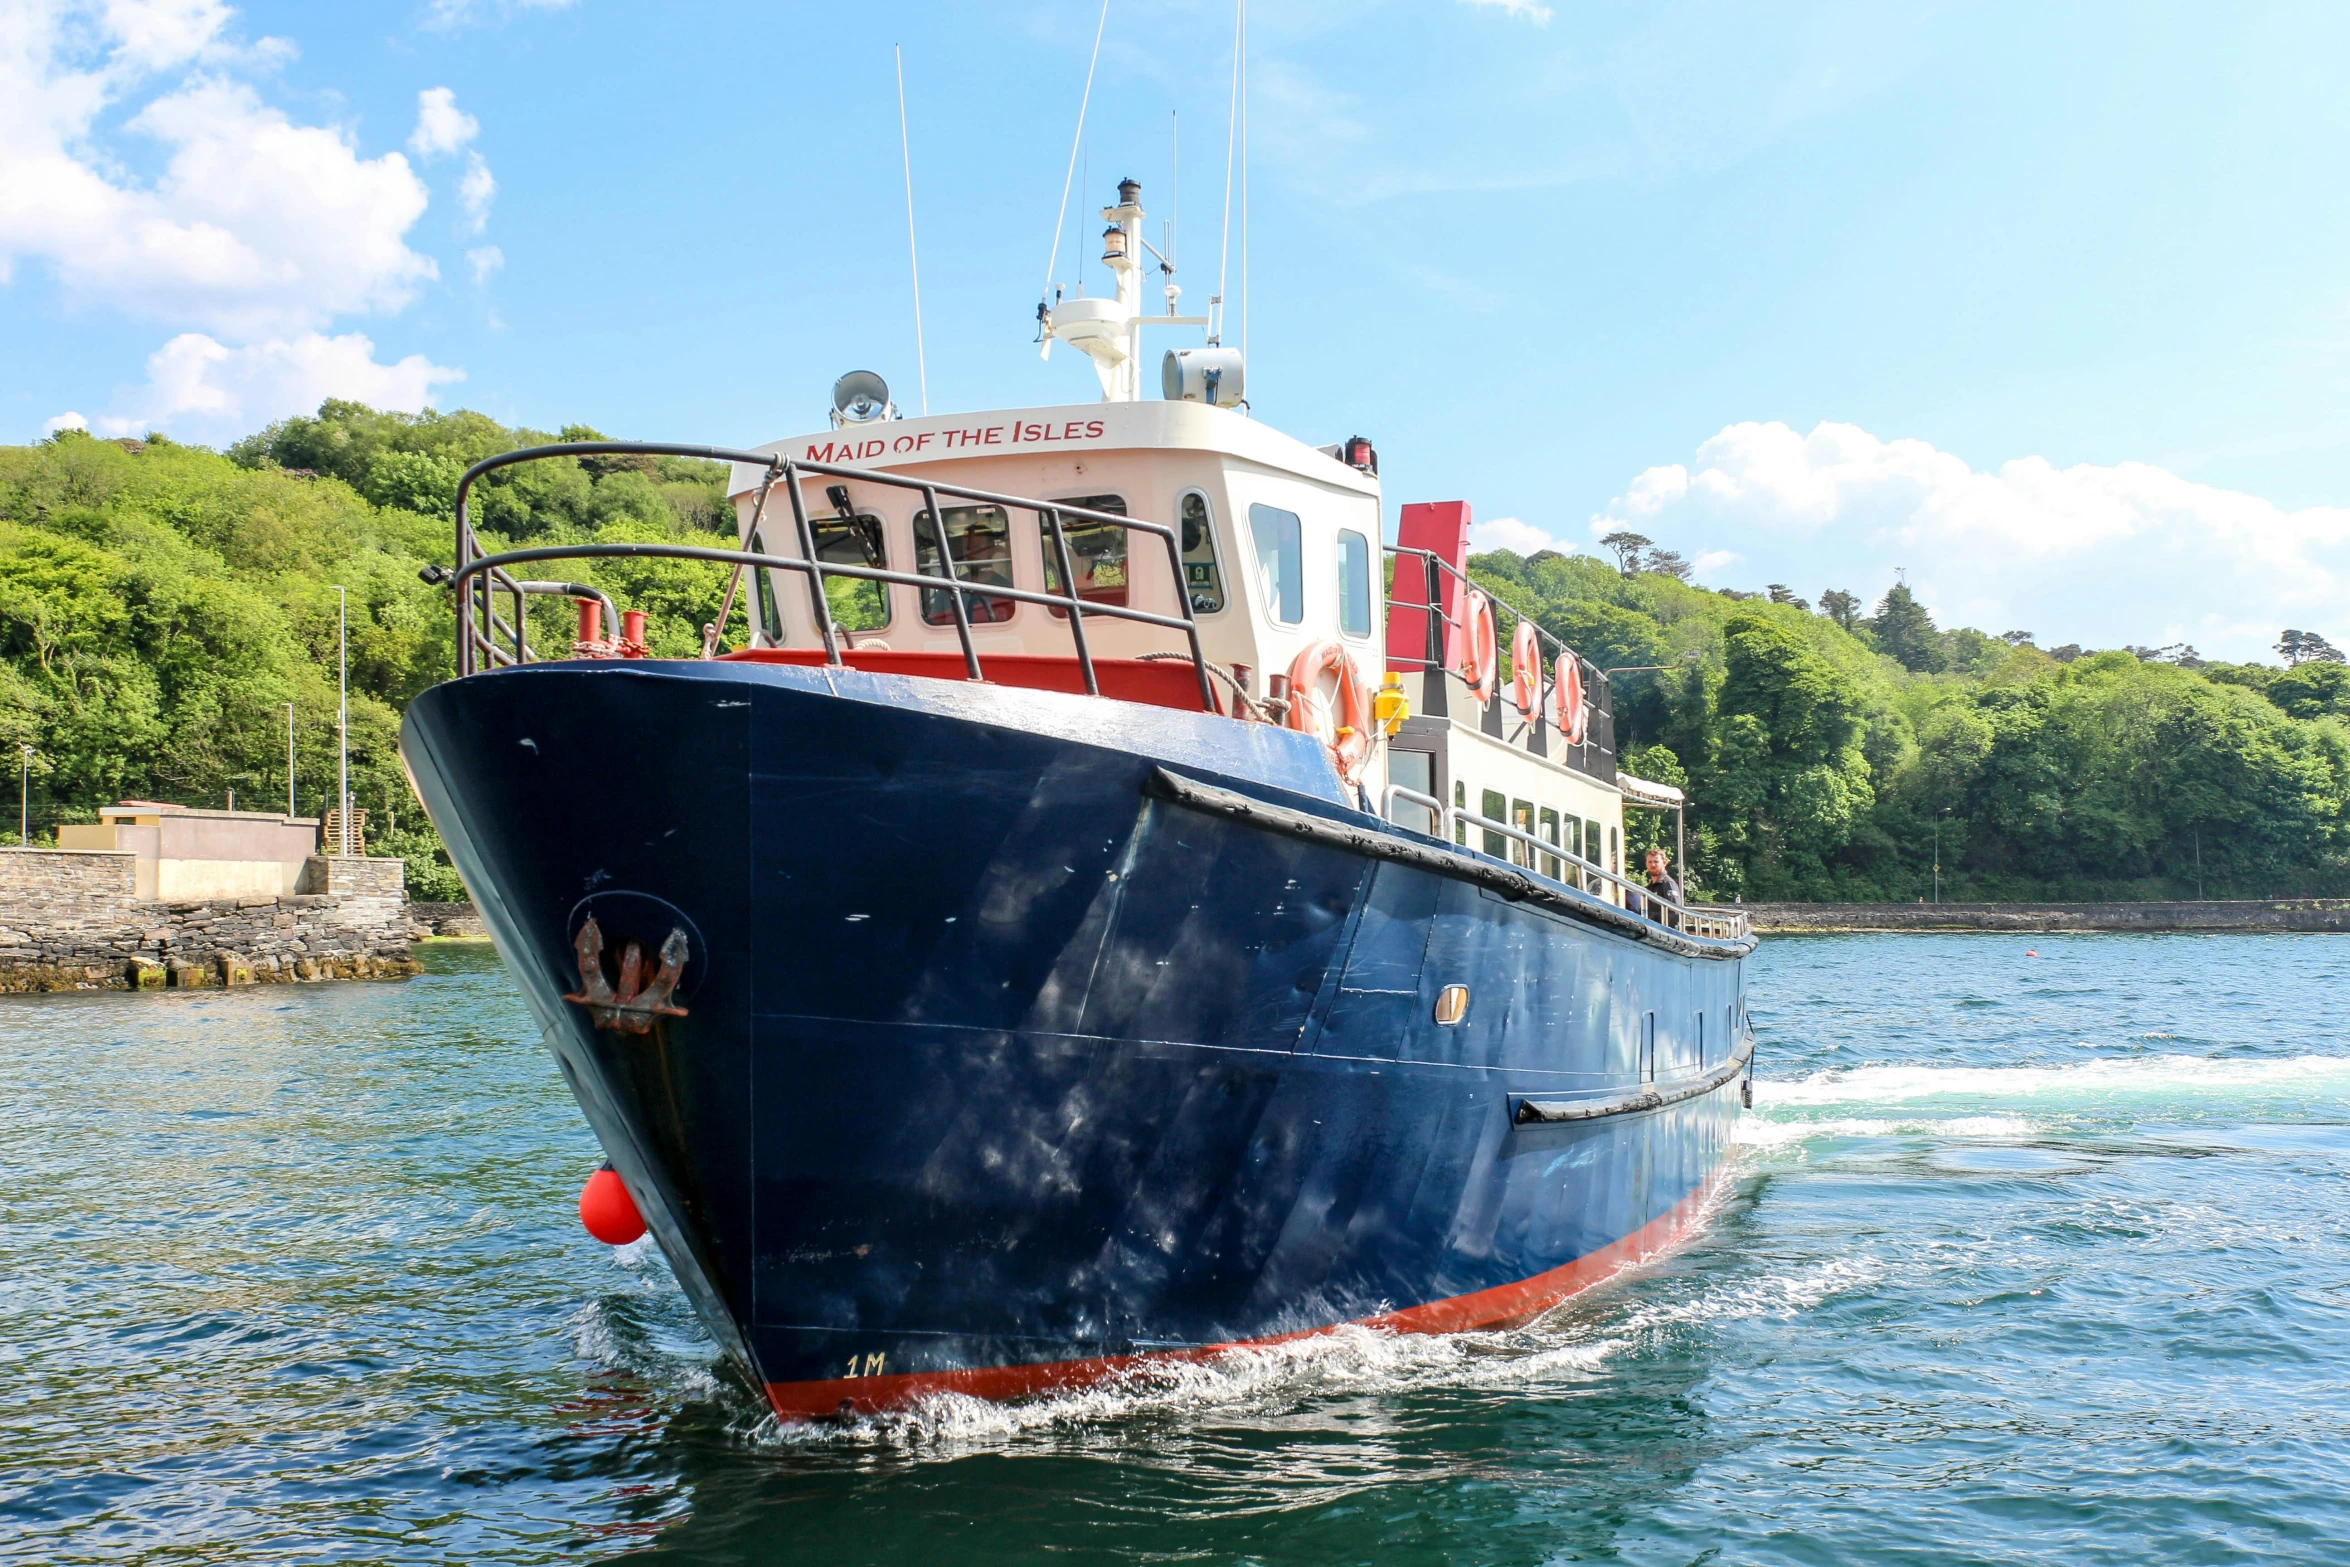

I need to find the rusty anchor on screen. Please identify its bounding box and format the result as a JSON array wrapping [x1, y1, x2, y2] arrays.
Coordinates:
[[562, 915, 689, 1033]]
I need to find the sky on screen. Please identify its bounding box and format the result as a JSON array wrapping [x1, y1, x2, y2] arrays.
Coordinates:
[[5, 0, 2349, 662]]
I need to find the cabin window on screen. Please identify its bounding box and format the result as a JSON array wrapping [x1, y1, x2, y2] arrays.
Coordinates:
[[740, 521, 785, 644], [812, 510, 890, 632], [1338, 530, 1372, 638], [1390, 749, 1437, 835], [1179, 491, 1227, 614], [1539, 806, 1562, 878], [916, 504, 1016, 625], [1454, 781, 1467, 846], [1043, 493, 1129, 616], [1511, 799, 1535, 868], [1588, 820, 1604, 866], [1610, 826, 1620, 876], [1249, 503, 1304, 625], [1481, 789, 1508, 859]]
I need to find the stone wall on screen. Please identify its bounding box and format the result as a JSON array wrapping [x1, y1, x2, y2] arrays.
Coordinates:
[[0, 846, 416, 993], [411, 901, 488, 938], [1747, 899, 2350, 934]]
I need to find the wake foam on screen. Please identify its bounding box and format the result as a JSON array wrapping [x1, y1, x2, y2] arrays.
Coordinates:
[[1756, 1052, 2350, 1110]]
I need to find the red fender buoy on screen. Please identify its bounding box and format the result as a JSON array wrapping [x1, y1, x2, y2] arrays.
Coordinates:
[[580, 1163, 646, 1245]]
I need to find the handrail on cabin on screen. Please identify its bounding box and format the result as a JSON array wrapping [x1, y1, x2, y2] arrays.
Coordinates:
[[1380, 783, 1744, 941], [447, 441, 1216, 713]]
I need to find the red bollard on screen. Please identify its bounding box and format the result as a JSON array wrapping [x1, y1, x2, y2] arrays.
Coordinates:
[[577, 599, 602, 646], [619, 609, 649, 659]]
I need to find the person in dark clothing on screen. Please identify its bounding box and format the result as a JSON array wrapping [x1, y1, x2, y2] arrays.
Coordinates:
[[1644, 848, 1683, 925]]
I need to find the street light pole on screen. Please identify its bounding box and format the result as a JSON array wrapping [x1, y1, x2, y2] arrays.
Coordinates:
[[286, 702, 296, 817], [18, 744, 28, 845], [335, 586, 349, 857]]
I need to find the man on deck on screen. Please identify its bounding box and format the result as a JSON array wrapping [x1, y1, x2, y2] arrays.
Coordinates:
[[1644, 848, 1683, 926]]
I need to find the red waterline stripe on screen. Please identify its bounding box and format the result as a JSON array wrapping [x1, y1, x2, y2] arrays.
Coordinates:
[[764, 1177, 1722, 1422]]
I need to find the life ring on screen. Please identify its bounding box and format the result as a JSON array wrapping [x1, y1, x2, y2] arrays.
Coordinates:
[[1286, 639, 1374, 783], [1460, 590, 1498, 707], [1511, 619, 1542, 722], [1553, 650, 1587, 745]]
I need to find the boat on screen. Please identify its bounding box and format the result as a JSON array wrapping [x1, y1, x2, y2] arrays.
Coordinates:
[[399, 176, 1756, 1422]]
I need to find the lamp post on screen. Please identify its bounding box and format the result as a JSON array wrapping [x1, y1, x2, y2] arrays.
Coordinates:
[[18, 744, 29, 845], [1933, 807, 1949, 904], [286, 703, 296, 818], [335, 586, 349, 857]]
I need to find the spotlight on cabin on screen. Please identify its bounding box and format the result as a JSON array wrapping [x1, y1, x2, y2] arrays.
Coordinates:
[[1162, 347, 1247, 409], [830, 371, 895, 428]]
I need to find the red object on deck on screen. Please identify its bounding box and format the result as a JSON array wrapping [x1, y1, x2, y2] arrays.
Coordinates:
[[719, 648, 1222, 715], [617, 610, 649, 659], [580, 1165, 646, 1245], [577, 599, 602, 646], [1387, 500, 1473, 675]]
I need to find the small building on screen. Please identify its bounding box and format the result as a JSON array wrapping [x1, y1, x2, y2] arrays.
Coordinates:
[[58, 802, 323, 900]]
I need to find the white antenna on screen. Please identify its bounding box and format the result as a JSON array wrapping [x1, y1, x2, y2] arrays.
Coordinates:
[[1042, 0, 1112, 300], [896, 44, 928, 416], [1214, 0, 1242, 346], [1238, 0, 1247, 361]]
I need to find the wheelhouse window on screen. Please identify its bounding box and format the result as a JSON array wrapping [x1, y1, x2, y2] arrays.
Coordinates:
[[1338, 529, 1372, 638], [1179, 492, 1226, 614], [812, 510, 889, 632], [1249, 503, 1303, 625], [1042, 493, 1129, 617], [916, 504, 1015, 625]]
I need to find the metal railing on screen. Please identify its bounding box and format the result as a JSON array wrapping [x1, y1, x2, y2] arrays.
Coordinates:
[[1381, 784, 1747, 942], [1384, 546, 1610, 747], [448, 441, 1216, 712]]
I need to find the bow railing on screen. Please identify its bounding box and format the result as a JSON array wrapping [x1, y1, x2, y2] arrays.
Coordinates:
[[447, 441, 1216, 712]]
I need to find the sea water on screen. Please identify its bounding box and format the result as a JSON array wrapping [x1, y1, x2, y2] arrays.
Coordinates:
[[5, 934, 2349, 1564]]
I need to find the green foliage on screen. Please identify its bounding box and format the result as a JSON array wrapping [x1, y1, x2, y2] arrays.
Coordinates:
[[1471, 545, 2350, 900], [3, 405, 753, 900]]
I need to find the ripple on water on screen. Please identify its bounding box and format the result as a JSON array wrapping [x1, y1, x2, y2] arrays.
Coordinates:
[[7, 935, 2350, 1565]]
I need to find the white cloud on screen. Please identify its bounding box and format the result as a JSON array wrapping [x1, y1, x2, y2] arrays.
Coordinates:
[[1691, 549, 1741, 578], [93, 330, 461, 443], [0, 5, 436, 337], [458, 150, 495, 233], [43, 411, 89, 435], [465, 244, 502, 284], [1592, 420, 2350, 662], [421, 0, 577, 31], [1470, 516, 1569, 555], [408, 86, 478, 158], [1460, 0, 1553, 24]]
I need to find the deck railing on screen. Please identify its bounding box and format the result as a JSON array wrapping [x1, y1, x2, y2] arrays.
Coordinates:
[[1382, 784, 1748, 942], [446, 441, 1216, 712]]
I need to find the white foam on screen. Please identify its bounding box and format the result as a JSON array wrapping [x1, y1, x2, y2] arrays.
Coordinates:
[[1734, 1113, 2037, 1147], [1756, 1052, 2350, 1109]]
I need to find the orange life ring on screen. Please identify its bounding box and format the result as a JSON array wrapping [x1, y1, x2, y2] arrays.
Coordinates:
[[1460, 590, 1498, 707], [1511, 619, 1542, 722], [1286, 639, 1374, 783], [1553, 650, 1587, 745]]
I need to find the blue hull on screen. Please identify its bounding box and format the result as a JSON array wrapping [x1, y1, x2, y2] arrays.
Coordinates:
[[400, 660, 1750, 1416]]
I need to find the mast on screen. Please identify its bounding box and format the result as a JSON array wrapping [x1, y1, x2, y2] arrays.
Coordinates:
[[1038, 179, 1208, 402]]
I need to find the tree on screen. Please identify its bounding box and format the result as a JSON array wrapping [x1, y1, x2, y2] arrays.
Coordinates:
[[1868, 583, 1947, 673], [2000, 630, 2035, 647], [1598, 531, 1651, 575], [1766, 584, 1810, 610], [1642, 548, 1693, 581], [2278, 629, 2346, 666], [1818, 589, 1861, 631]]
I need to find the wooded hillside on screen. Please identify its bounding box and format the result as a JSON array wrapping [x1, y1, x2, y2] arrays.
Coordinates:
[[2, 398, 2344, 903]]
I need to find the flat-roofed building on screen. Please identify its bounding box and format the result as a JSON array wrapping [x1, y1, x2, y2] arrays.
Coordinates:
[[57, 802, 323, 901]]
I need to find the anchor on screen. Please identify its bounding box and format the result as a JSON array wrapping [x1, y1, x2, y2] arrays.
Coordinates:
[[562, 916, 689, 1033]]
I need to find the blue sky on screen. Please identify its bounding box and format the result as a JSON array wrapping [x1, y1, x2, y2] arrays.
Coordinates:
[[6, 0, 2350, 660]]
